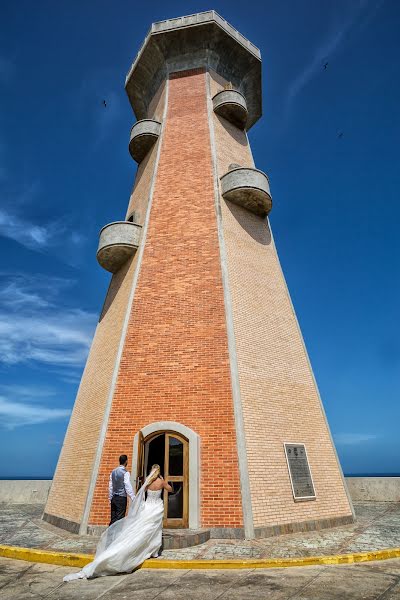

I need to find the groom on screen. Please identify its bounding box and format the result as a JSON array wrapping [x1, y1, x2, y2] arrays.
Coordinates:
[[108, 454, 135, 525]]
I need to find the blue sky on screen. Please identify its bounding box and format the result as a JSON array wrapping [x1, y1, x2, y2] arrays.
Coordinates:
[[0, 0, 399, 477]]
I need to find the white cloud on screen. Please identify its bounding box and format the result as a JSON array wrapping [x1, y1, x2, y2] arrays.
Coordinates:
[[0, 208, 60, 251], [334, 433, 378, 446], [0, 274, 96, 427], [0, 384, 57, 399], [0, 396, 70, 429], [0, 280, 49, 309], [0, 180, 87, 258], [0, 273, 97, 369]]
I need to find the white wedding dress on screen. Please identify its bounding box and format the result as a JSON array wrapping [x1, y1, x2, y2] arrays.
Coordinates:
[[63, 473, 164, 581]]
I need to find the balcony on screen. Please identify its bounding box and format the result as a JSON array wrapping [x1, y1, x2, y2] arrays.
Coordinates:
[[129, 119, 161, 162], [97, 221, 142, 273], [212, 89, 248, 129], [220, 167, 272, 217]]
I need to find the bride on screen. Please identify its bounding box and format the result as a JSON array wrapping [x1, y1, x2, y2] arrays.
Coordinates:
[[63, 464, 172, 581]]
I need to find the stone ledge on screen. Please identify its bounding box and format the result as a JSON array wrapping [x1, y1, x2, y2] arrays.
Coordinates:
[[162, 529, 210, 549], [129, 119, 161, 163], [213, 89, 248, 129], [97, 221, 142, 273], [254, 514, 354, 538], [220, 167, 272, 217], [42, 512, 80, 535]]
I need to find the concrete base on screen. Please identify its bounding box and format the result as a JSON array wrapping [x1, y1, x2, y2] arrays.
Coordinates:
[[162, 529, 211, 549], [48, 514, 354, 542], [42, 511, 80, 534], [86, 524, 211, 549]]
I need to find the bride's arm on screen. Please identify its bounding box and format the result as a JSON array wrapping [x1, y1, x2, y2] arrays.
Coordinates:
[[159, 476, 173, 492]]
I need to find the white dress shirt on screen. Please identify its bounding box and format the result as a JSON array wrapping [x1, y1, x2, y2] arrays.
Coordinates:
[[108, 468, 135, 502]]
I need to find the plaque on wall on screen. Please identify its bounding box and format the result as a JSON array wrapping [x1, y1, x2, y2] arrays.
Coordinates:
[[284, 443, 316, 501]]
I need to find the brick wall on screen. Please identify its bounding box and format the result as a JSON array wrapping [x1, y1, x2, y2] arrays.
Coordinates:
[[89, 69, 243, 528], [47, 65, 351, 533], [210, 70, 352, 527], [126, 82, 166, 223], [45, 256, 138, 523], [44, 83, 166, 525]]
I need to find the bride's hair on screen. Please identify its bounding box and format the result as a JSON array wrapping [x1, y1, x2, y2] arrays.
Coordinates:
[[146, 464, 161, 487]]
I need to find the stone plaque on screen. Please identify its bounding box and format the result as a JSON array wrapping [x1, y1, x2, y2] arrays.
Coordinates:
[[284, 443, 316, 500]]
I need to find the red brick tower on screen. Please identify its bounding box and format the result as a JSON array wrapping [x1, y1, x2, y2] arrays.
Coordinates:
[[44, 12, 354, 539]]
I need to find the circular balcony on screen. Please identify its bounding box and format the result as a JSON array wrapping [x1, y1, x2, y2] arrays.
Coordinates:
[[220, 167, 272, 217], [129, 119, 161, 163], [97, 221, 142, 273], [212, 90, 248, 129]]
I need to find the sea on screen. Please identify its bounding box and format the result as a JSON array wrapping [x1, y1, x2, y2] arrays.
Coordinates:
[[0, 476, 53, 480], [1, 473, 400, 480]]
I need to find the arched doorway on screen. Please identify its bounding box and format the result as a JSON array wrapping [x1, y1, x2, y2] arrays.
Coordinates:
[[132, 421, 200, 529], [136, 430, 189, 528]]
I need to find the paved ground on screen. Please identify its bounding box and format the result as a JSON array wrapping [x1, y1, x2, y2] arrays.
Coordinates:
[[1, 502, 400, 560], [1, 556, 400, 599]]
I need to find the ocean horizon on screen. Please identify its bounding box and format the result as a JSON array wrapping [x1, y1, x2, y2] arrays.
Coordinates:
[[1, 473, 400, 480]]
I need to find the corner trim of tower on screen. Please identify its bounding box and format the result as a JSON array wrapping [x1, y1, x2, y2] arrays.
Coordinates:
[[205, 70, 255, 539], [78, 79, 170, 535]]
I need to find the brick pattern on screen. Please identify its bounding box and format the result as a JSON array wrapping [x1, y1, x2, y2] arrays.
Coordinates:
[[126, 82, 166, 223], [44, 257, 137, 523], [44, 83, 166, 525], [89, 69, 243, 528], [210, 69, 353, 527]]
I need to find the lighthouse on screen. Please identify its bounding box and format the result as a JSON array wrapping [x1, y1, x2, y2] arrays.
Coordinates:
[[44, 12, 354, 540]]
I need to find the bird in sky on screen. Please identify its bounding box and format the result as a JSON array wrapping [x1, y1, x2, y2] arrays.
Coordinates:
[[103, 100, 107, 108], [323, 62, 329, 70], [338, 131, 344, 139]]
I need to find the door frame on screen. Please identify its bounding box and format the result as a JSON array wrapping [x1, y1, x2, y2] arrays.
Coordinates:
[[143, 431, 189, 528], [132, 421, 200, 529]]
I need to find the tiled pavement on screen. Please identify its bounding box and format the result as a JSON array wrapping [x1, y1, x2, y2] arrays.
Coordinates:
[[1, 502, 400, 560], [1, 556, 400, 599]]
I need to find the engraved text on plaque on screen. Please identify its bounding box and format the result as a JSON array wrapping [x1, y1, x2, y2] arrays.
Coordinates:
[[284, 443, 316, 500]]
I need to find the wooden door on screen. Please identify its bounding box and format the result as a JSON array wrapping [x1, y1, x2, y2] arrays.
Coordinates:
[[136, 431, 145, 492], [163, 433, 189, 528]]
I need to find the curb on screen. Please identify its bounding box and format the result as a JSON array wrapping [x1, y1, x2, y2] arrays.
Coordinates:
[[1, 544, 400, 570]]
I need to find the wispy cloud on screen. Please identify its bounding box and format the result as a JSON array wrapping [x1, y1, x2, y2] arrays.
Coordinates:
[[334, 433, 378, 446], [0, 396, 70, 429], [0, 179, 87, 260], [0, 273, 97, 369], [0, 384, 57, 399], [0, 208, 61, 251], [0, 273, 72, 310], [0, 383, 70, 429], [285, 0, 384, 117]]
